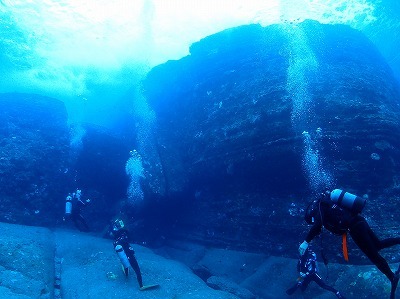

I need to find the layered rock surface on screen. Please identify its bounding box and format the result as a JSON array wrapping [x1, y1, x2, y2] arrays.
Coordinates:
[[141, 21, 400, 256], [0, 93, 132, 231], [0, 93, 70, 226]]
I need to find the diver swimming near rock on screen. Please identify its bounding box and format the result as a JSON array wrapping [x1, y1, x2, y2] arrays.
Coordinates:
[[299, 189, 400, 298]]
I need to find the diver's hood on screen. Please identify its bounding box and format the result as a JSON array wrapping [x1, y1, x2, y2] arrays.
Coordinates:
[[113, 219, 125, 231]]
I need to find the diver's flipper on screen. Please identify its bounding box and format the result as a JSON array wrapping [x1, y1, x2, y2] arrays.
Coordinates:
[[139, 284, 159, 291], [286, 287, 296, 295], [286, 282, 300, 296], [390, 265, 400, 299]]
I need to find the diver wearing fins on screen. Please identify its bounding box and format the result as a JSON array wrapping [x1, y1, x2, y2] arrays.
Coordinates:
[[63, 189, 90, 232], [111, 219, 158, 291], [286, 248, 346, 298], [299, 189, 400, 298]]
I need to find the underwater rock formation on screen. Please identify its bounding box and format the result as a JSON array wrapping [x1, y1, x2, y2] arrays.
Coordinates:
[[0, 93, 70, 226], [142, 21, 400, 255], [70, 124, 133, 230], [0, 92, 134, 229], [0, 223, 55, 299]]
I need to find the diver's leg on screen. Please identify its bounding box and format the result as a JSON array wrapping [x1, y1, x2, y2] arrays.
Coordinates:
[[350, 221, 394, 281], [353, 217, 400, 251], [378, 237, 400, 250], [78, 215, 90, 232], [299, 275, 312, 292], [127, 252, 143, 288], [312, 273, 338, 293], [73, 215, 90, 232], [286, 282, 300, 295], [72, 216, 83, 231]]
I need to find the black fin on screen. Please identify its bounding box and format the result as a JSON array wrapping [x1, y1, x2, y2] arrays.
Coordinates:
[[390, 264, 400, 299]]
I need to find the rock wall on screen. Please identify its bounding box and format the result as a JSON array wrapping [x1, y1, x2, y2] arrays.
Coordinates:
[[0, 93, 134, 230], [0, 93, 70, 226], [141, 21, 400, 255]]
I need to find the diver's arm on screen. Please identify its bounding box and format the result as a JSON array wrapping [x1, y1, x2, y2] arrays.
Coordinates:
[[299, 224, 322, 255], [305, 223, 322, 243], [299, 222, 322, 255]]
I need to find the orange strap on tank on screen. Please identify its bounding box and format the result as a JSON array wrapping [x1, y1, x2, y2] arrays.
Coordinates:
[[342, 233, 349, 262]]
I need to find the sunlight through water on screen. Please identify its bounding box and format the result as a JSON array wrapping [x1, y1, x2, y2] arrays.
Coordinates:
[[0, 0, 393, 126]]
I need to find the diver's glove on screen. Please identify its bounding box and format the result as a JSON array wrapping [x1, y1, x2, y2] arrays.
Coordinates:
[[299, 241, 308, 255]]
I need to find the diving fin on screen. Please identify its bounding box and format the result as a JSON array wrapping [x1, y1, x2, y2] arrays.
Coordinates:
[[390, 264, 400, 299], [286, 286, 297, 295], [140, 284, 159, 291]]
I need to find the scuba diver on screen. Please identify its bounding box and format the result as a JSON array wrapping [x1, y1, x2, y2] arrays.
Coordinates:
[[111, 219, 158, 291], [286, 248, 345, 298], [63, 189, 90, 232], [299, 189, 400, 299]]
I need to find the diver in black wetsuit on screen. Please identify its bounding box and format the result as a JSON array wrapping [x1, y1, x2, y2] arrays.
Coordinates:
[[63, 189, 90, 232], [299, 190, 400, 298], [111, 219, 144, 289], [286, 248, 345, 298]]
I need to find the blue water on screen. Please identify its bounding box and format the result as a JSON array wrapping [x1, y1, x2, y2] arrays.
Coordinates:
[[0, 0, 399, 129]]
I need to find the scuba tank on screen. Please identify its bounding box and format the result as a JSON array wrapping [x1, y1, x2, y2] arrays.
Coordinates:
[[330, 189, 366, 214], [65, 195, 73, 215], [114, 244, 131, 269]]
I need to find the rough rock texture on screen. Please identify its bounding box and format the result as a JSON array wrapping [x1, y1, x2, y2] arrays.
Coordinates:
[[0, 92, 133, 230], [54, 229, 240, 299], [0, 222, 241, 299], [1, 222, 395, 299], [0, 222, 54, 298], [156, 240, 395, 299], [207, 276, 256, 299], [0, 93, 70, 226], [141, 21, 400, 256]]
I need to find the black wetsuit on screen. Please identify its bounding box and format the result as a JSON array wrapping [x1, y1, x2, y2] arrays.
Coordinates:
[[70, 198, 90, 232], [305, 199, 400, 282], [113, 228, 143, 288], [287, 250, 343, 298]]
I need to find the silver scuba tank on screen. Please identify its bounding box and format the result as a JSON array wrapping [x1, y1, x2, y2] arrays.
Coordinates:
[[65, 195, 72, 215], [114, 244, 131, 268], [330, 189, 366, 213]]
